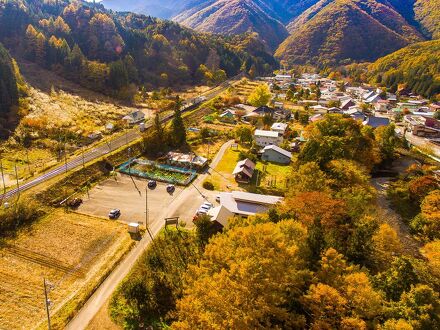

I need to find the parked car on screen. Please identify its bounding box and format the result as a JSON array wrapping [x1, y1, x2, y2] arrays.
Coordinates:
[[202, 202, 213, 208], [166, 184, 175, 193], [67, 198, 83, 208], [148, 180, 157, 189], [109, 209, 121, 219]]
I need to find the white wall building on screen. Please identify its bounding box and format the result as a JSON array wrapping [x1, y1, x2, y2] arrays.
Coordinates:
[[254, 129, 283, 147]]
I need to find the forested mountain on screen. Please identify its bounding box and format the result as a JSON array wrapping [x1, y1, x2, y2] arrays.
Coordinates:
[[0, 0, 277, 100], [173, 0, 290, 51], [277, 0, 425, 66], [0, 43, 18, 116], [414, 0, 440, 39], [368, 40, 440, 99], [100, 0, 440, 67]]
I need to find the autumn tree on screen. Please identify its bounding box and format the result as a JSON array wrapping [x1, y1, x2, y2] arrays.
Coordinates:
[[247, 84, 271, 107], [374, 256, 419, 301], [299, 115, 380, 169], [234, 125, 253, 144], [411, 189, 440, 239], [372, 224, 403, 270], [173, 221, 309, 329], [375, 124, 398, 163], [25, 24, 38, 61]]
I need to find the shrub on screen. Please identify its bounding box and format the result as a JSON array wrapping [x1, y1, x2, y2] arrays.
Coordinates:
[[203, 180, 214, 190]]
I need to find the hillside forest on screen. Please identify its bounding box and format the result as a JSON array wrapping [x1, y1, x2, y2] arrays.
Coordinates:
[[0, 0, 277, 102]]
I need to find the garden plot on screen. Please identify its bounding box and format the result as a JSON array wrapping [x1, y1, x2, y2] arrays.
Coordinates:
[[119, 159, 197, 185]]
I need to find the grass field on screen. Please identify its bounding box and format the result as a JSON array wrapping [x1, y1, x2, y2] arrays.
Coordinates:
[[0, 209, 132, 330], [207, 145, 292, 194], [208, 146, 243, 191], [256, 161, 292, 190]]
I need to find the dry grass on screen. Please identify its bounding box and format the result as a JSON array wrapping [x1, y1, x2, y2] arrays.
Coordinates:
[[0, 209, 132, 330], [86, 299, 121, 330]]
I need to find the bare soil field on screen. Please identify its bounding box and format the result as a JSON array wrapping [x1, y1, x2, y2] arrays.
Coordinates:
[[0, 209, 132, 330]]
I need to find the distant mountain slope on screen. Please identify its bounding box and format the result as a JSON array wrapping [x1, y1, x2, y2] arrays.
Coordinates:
[[277, 0, 425, 65], [414, 0, 440, 39], [368, 39, 440, 98], [173, 0, 289, 51], [101, 0, 196, 19]]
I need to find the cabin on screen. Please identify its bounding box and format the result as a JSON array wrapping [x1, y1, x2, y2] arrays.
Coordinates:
[[232, 158, 256, 183]]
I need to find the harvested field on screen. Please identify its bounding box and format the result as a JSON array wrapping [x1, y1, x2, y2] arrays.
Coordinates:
[[0, 210, 132, 330]]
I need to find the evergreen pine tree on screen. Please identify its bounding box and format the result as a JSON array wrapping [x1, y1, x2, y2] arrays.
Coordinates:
[[171, 96, 186, 146]]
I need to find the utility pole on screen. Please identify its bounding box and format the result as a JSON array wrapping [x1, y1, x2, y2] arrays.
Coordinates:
[[64, 136, 68, 174], [43, 278, 52, 330], [25, 148, 31, 174], [0, 160, 6, 194], [81, 146, 85, 169], [14, 162, 20, 198]]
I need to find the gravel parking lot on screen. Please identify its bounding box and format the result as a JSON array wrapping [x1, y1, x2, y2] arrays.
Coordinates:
[[77, 174, 219, 228]]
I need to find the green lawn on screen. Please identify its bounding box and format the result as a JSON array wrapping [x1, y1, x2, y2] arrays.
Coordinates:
[[255, 161, 292, 191], [206, 145, 292, 194]]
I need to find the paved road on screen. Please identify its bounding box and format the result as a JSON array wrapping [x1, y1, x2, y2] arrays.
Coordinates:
[[65, 140, 234, 330], [0, 79, 235, 201]]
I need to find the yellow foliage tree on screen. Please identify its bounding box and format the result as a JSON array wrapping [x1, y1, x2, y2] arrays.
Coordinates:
[[372, 224, 403, 270], [302, 283, 348, 329], [343, 272, 384, 320], [172, 220, 309, 329], [422, 240, 440, 277], [247, 84, 271, 107]]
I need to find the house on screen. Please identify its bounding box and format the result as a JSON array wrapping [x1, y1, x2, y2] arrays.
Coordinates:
[[374, 100, 390, 113], [261, 145, 292, 164], [365, 94, 382, 104], [105, 123, 115, 132], [274, 109, 291, 121], [274, 101, 284, 109], [327, 107, 342, 114], [219, 109, 236, 123], [341, 99, 355, 110], [87, 131, 102, 141], [232, 158, 255, 183], [207, 191, 283, 228], [254, 130, 283, 147], [253, 105, 276, 117], [405, 115, 440, 138], [311, 104, 329, 113], [343, 109, 365, 121], [363, 116, 390, 128], [122, 110, 145, 125], [271, 122, 288, 134]]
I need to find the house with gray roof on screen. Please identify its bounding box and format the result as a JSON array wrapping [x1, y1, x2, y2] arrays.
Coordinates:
[[207, 191, 283, 228], [232, 158, 255, 183], [261, 145, 292, 164]]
